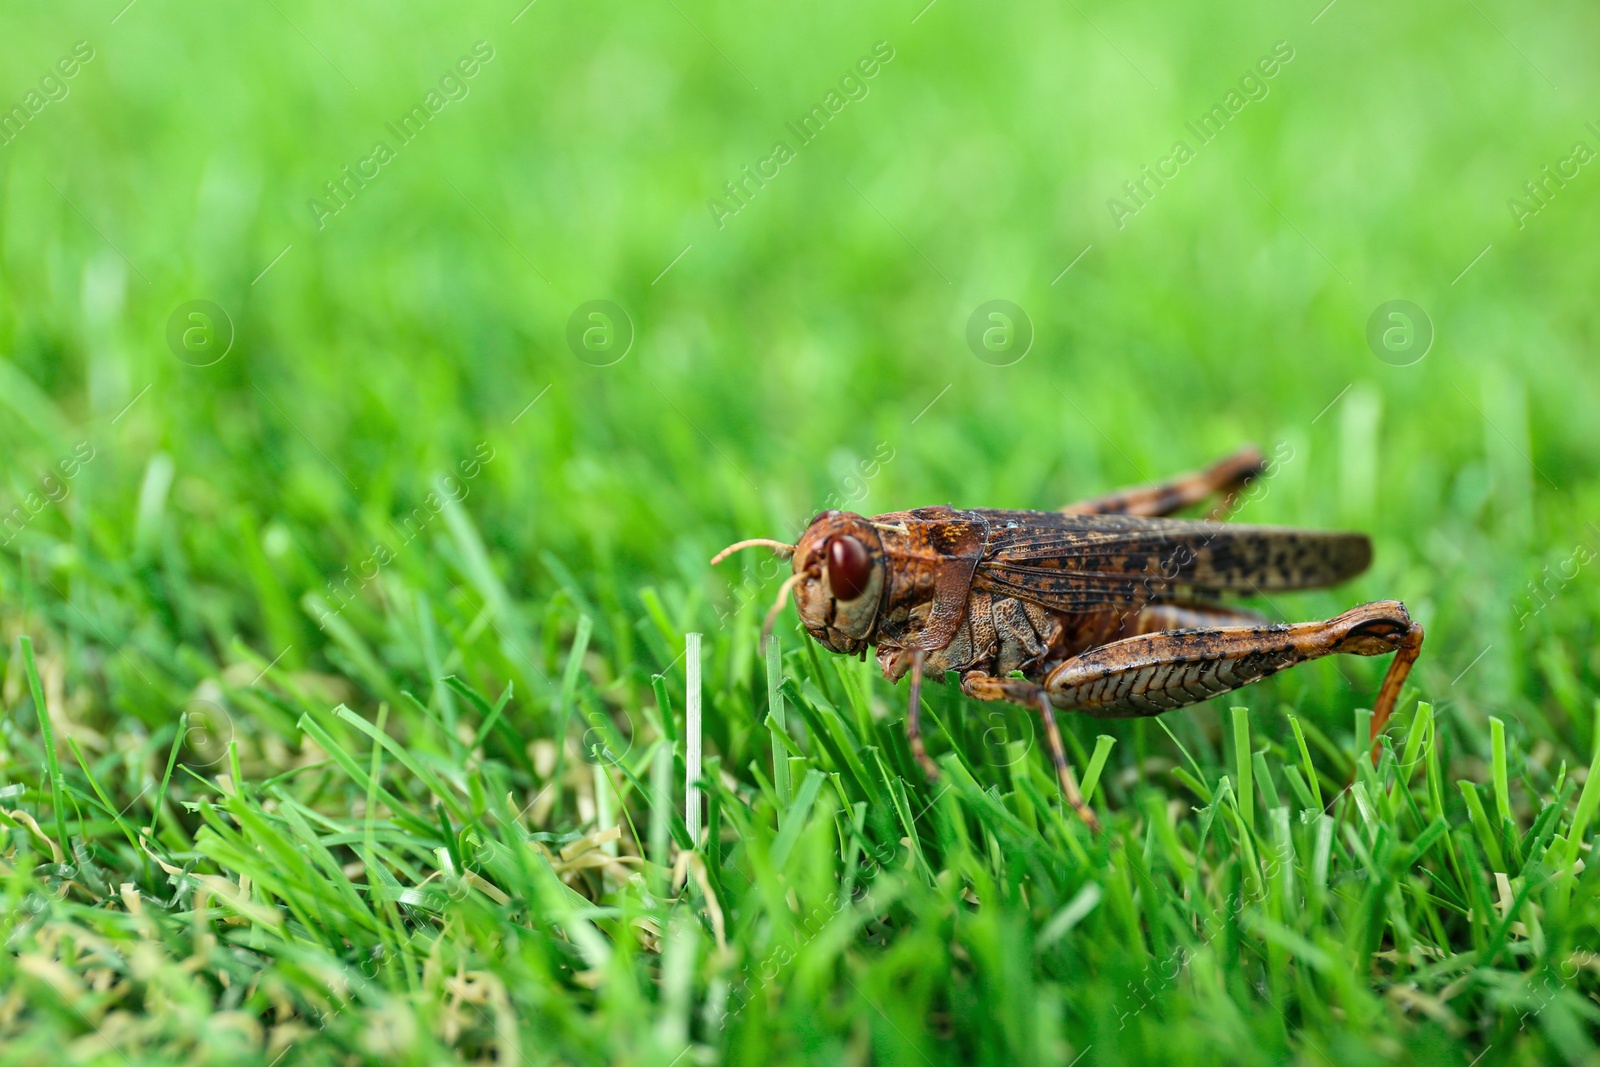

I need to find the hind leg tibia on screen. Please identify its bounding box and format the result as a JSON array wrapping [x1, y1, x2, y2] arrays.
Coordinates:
[[1060, 445, 1267, 518]]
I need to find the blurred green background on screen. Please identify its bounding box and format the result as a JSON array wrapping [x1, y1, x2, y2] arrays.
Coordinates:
[[3, 0, 1599, 1063]]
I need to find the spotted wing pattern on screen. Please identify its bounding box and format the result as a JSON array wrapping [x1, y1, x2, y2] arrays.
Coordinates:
[[970, 510, 1371, 615]]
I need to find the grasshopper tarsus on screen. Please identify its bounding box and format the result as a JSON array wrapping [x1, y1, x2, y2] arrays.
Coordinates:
[[1029, 687, 1102, 833], [1367, 615, 1425, 762]]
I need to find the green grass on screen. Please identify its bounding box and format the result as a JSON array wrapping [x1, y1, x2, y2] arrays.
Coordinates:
[[3, 0, 1600, 1062]]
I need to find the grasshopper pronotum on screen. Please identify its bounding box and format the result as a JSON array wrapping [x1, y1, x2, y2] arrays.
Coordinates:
[[714, 447, 1424, 829]]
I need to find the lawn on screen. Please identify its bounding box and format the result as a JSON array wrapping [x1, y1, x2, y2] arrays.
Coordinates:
[[2, 0, 1600, 1063]]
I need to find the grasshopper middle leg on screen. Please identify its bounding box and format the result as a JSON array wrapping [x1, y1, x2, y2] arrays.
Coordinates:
[[957, 673, 1102, 830]]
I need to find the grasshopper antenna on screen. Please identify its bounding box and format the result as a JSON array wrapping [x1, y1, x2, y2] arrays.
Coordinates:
[[711, 537, 806, 651], [759, 571, 807, 650], [711, 539, 796, 566]]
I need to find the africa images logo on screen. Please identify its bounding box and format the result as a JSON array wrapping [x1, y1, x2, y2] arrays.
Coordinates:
[[308, 42, 496, 230], [0, 41, 96, 149], [705, 41, 896, 229], [1106, 41, 1295, 229]]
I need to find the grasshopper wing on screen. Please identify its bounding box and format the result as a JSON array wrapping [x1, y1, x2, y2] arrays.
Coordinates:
[[970, 511, 1372, 615]]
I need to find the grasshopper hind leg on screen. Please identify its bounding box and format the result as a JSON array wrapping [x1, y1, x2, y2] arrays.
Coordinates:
[[1061, 445, 1266, 519], [1362, 614, 1425, 761], [963, 600, 1425, 822], [1042, 600, 1425, 758]]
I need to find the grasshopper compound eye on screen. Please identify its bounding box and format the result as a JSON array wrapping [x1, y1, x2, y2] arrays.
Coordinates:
[[826, 535, 871, 601]]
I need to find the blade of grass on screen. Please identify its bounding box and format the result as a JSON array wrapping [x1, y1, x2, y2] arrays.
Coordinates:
[[1399, 702, 1433, 784], [771, 768, 826, 868], [1489, 716, 1512, 824], [549, 614, 593, 813], [65, 736, 140, 852], [467, 684, 518, 751], [650, 742, 673, 895], [767, 636, 790, 805], [651, 673, 678, 746], [20, 636, 69, 850], [1233, 707, 1255, 834], [1288, 715, 1324, 812], [686, 632, 703, 847], [1281, 764, 1316, 812], [1157, 717, 1211, 799], [1562, 703, 1600, 871], [1457, 780, 1508, 871], [335, 704, 472, 826], [296, 712, 434, 836], [1079, 735, 1116, 805], [148, 711, 187, 839], [1252, 750, 1282, 811]]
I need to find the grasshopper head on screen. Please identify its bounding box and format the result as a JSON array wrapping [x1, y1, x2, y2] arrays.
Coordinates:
[[789, 511, 886, 655], [710, 512, 886, 653]]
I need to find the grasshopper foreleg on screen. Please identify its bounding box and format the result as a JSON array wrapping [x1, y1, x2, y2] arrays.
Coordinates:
[[905, 649, 939, 779]]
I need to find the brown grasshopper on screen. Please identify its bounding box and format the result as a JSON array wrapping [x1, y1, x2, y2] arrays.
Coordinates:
[[712, 447, 1424, 829]]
